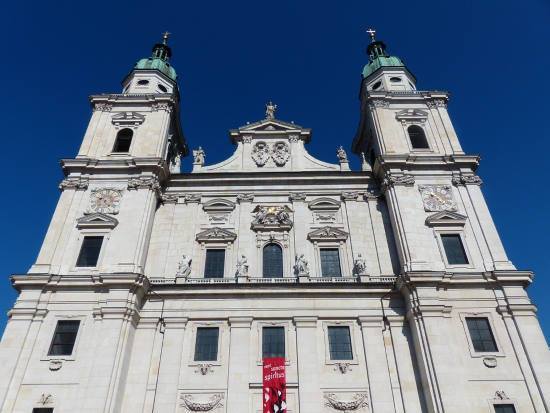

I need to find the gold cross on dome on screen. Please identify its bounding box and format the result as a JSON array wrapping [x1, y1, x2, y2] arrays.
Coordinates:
[[162, 31, 171, 45], [366, 28, 376, 42]]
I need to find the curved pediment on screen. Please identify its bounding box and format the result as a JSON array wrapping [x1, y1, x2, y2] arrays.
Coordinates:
[[308, 198, 341, 211], [202, 198, 236, 212]]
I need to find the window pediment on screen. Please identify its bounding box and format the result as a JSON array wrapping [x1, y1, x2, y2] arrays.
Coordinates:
[[308, 198, 341, 212], [202, 198, 236, 212], [395, 109, 428, 124], [76, 213, 119, 229], [425, 211, 467, 227], [308, 226, 348, 242], [111, 111, 145, 128], [196, 227, 237, 242]]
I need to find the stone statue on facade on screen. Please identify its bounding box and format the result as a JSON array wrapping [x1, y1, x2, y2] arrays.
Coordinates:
[[169, 154, 181, 174], [294, 254, 310, 276], [353, 254, 367, 275], [265, 101, 277, 119], [235, 255, 249, 278], [176, 254, 192, 278], [193, 147, 205, 165], [337, 146, 348, 163]]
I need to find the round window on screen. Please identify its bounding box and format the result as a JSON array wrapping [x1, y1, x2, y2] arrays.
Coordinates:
[[137, 79, 149, 85], [158, 84, 168, 92], [390, 77, 401, 83], [372, 81, 382, 90]]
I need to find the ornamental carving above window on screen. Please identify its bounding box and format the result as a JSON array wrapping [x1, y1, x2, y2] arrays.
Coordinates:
[[251, 205, 293, 231]]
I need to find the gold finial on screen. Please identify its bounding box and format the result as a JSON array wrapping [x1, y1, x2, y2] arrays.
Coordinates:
[[162, 31, 171, 45], [366, 28, 376, 42]]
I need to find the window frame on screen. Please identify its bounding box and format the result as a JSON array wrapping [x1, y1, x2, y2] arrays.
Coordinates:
[[203, 248, 226, 279], [327, 325, 353, 360], [322, 321, 359, 366], [75, 235, 104, 268], [42, 316, 85, 361], [193, 326, 220, 362], [459, 313, 505, 358], [256, 238, 290, 279], [262, 243, 284, 278], [488, 394, 519, 413], [256, 321, 292, 366], [188, 321, 225, 367], [319, 247, 343, 277], [397, 117, 434, 153], [111, 128, 134, 154], [71, 231, 109, 272], [310, 240, 352, 278], [434, 230, 474, 269], [32, 409, 54, 413]]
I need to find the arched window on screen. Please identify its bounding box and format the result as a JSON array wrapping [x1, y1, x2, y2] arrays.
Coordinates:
[[263, 243, 283, 278], [113, 128, 133, 153], [407, 125, 429, 149]]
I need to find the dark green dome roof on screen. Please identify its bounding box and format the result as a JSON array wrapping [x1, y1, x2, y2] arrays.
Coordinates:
[[134, 36, 177, 81], [361, 40, 405, 79]]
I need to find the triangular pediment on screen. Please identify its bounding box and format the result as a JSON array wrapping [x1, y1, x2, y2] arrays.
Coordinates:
[[77, 213, 119, 229], [308, 198, 341, 211], [239, 118, 303, 131], [196, 227, 237, 242], [425, 211, 467, 227], [308, 226, 349, 241]]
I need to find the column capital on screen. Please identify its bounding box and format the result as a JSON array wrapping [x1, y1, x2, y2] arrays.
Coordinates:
[[358, 315, 384, 328], [163, 317, 188, 329]]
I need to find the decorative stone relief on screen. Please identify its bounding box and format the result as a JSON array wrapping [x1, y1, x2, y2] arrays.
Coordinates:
[[180, 393, 224, 412], [334, 362, 352, 374], [194, 363, 214, 375], [315, 212, 337, 224], [93, 102, 112, 112], [382, 174, 415, 189], [418, 185, 457, 212], [494, 390, 509, 400], [196, 227, 237, 242], [452, 175, 483, 186], [151, 102, 173, 113], [59, 177, 89, 191], [368, 99, 389, 108], [176, 254, 192, 279], [242, 135, 253, 143], [288, 134, 300, 143], [426, 98, 447, 108], [483, 356, 498, 368], [294, 254, 310, 276], [237, 193, 254, 203], [324, 392, 368, 411], [289, 192, 307, 201], [308, 226, 349, 241], [252, 142, 270, 166], [208, 214, 229, 224], [184, 193, 202, 203], [87, 188, 123, 215], [111, 111, 145, 128], [48, 360, 63, 371], [252, 206, 293, 231], [341, 192, 359, 201], [128, 176, 161, 193], [161, 193, 179, 204], [272, 141, 290, 166], [38, 393, 53, 406]]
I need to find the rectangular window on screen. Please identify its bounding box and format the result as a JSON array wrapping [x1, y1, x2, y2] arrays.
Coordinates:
[[328, 326, 353, 360], [204, 249, 225, 278], [494, 405, 516, 413], [48, 320, 80, 356], [33, 409, 54, 413], [194, 327, 219, 361], [441, 234, 468, 265], [262, 326, 285, 358], [75, 236, 103, 267], [466, 317, 498, 352], [320, 248, 342, 277]]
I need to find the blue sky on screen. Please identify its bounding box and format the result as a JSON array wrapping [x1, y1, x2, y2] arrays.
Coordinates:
[[0, 0, 548, 341]]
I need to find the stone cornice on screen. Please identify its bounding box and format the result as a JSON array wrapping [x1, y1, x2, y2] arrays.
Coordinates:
[[89, 93, 177, 109], [11, 273, 150, 293], [397, 270, 533, 288], [376, 154, 480, 171]]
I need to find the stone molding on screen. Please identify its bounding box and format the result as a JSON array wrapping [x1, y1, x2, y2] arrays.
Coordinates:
[[151, 102, 173, 113], [426, 98, 448, 109], [236, 193, 254, 203], [452, 174, 483, 186], [289, 192, 307, 201], [196, 227, 237, 243], [307, 226, 349, 242], [76, 213, 119, 230], [324, 392, 369, 411], [293, 316, 318, 327], [228, 316, 253, 328], [59, 177, 89, 191], [180, 393, 224, 412], [184, 193, 202, 203], [382, 174, 415, 189], [127, 176, 161, 193], [111, 111, 145, 128], [93, 102, 113, 112], [341, 191, 360, 201]]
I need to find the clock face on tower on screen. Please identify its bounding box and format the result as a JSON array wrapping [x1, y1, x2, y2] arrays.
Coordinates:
[[418, 185, 457, 212], [89, 188, 123, 214]]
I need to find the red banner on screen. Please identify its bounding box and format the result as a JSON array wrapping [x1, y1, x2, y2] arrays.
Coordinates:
[[263, 357, 287, 413]]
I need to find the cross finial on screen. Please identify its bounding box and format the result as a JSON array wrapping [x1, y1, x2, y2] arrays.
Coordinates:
[[162, 31, 171, 45], [366, 28, 376, 42]]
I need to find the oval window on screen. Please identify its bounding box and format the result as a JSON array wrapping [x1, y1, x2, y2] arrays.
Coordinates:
[[137, 79, 149, 85], [390, 77, 401, 83], [372, 81, 382, 90], [158, 84, 168, 92]]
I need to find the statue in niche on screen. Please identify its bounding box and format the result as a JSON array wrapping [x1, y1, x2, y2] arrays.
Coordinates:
[[193, 147, 205, 165], [176, 254, 192, 278], [337, 146, 348, 163], [353, 254, 367, 275], [294, 254, 310, 275], [236, 255, 249, 277]]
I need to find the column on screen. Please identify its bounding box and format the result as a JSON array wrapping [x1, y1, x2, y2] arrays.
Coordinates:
[[227, 317, 253, 412], [294, 316, 322, 411], [359, 316, 395, 413]]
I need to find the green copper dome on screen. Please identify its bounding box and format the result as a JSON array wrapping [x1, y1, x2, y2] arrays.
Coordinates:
[[361, 39, 405, 79], [134, 35, 177, 81]]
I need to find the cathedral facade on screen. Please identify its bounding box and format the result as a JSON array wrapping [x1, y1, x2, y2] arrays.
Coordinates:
[[0, 33, 549, 413]]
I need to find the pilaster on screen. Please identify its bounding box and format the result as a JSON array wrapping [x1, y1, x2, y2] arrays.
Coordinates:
[[227, 317, 253, 412], [294, 316, 322, 412]]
